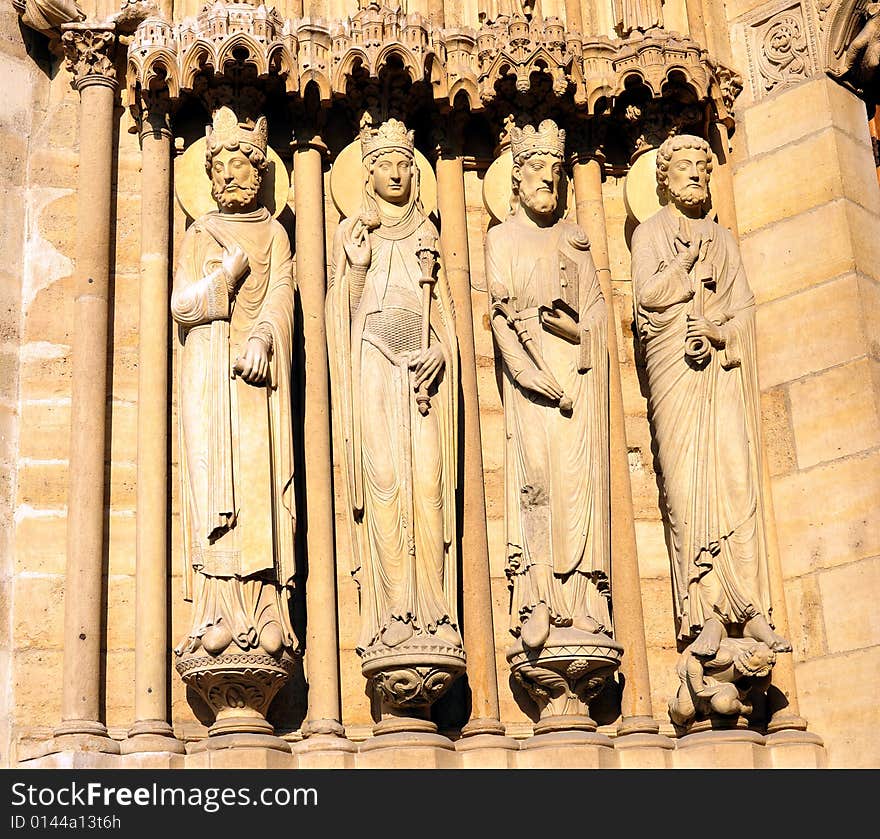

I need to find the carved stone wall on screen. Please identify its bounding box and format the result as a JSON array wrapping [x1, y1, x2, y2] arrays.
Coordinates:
[[2, 0, 879, 768]]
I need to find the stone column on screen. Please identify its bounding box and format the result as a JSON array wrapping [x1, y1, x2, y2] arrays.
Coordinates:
[[435, 137, 508, 743], [292, 125, 348, 749], [123, 88, 183, 755], [571, 152, 660, 737], [54, 22, 119, 753]]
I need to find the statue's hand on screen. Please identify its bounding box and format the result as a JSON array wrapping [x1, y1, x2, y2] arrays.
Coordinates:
[[409, 343, 445, 391], [540, 306, 580, 343], [685, 316, 725, 364], [516, 367, 565, 402], [222, 245, 250, 288], [233, 336, 270, 385], [343, 218, 371, 269]]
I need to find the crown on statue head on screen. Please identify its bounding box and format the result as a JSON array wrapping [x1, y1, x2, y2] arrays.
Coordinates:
[[206, 106, 268, 156], [510, 119, 566, 161], [360, 118, 415, 160]]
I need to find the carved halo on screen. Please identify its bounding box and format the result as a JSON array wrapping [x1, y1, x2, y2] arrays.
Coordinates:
[[174, 136, 292, 221], [482, 149, 574, 224], [329, 137, 438, 220], [623, 147, 719, 224]]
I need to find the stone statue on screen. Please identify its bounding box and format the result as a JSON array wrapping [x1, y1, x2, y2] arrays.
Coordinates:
[[630, 135, 791, 726], [486, 119, 621, 732], [827, 2, 880, 103], [326, 118, 465, 733], [172, 107, 297, 741], [668, 637, 776, 731]]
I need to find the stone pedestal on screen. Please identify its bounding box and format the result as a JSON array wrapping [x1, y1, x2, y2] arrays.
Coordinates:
[[362, 637, 466, 735], [507, 628, 623, 733]]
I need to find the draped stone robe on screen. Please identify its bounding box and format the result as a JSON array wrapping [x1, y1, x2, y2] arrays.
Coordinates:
[[631, 205, 772, 642], [486, 215, 612, 636], [326, 210, 460, 653], [171, 208, 296, 648]]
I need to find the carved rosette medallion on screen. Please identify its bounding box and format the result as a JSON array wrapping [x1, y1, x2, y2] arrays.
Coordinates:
[[507, 629, 623, 734], [176, 651, 295, 738], [742, 1, 820, 100], [361, 639, 467, 733], [61, 23, 117, 90]]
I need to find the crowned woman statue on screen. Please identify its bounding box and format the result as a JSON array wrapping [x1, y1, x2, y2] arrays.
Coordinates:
[[326, 118, 465, 731]]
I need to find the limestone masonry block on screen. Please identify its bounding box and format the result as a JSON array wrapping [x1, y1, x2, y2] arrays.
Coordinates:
[[13, 649, 63, 729], [817, 556, 880, 655], [788, 358, 880, 468], [12, 574, 64, 651], [734, 130, 855, 235], [756, 274, 867, 389], [105, 574, 135, 651], [18, 400, 70, 461], [785, 574, 828, 662], [760, 387, 797, 477], [104, 649, 135, 731], [795, 646, 880, 767], [741, 201, 863, 306], [743, 78, 872, 159], [16, 460, 69, 509], [634, 518, 671, 580], [772, 450, 880, 578], [14, 515, 66, 575]]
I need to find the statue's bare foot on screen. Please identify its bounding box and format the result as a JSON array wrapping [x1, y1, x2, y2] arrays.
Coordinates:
[[690, 618, 724, 658], [381, 618, 413, 648], [573, 615, 601, 634], [744, 615, 792, 653], [521, 603, 551, 649], [435, 622, 462, 646]]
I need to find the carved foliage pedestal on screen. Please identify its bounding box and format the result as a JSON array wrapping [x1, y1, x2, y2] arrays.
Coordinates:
[[176, 650, 295, 744], [507, 628, 623, 734], [362, 637, 467, 735]]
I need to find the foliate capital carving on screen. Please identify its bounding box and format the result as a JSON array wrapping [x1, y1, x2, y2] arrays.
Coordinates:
[[61, 23, 117, 90], [138, 86, 172, 139]]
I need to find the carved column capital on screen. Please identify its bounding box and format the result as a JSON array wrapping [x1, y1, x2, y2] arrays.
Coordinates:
[[138, 87, 172, 140], [61, 23, 117, 91]]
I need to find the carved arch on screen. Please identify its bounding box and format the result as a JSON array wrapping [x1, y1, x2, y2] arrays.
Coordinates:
[[374, 43, 421, 82], [215, 32, 269, 76]]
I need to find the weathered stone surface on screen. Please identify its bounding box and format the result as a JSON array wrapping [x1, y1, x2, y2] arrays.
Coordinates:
[[795, 646, 880, 768], [634, 518, 670, 580], [14, 649, 63, 728], [771, 450, 880, 578], [14, 514, 66, 575], [788, 358, 880, 468], [760, 387, 797, 477], [733, 130, 874, 235], [784, 574, 827, 663], [13, 574, 64, 650], [756, 274, 867, 389], [741, 201, 870, 306], [817, 556, 880, 655], [743, 78, 872, 159]]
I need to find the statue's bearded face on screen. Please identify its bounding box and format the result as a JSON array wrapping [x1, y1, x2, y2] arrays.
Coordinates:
[[370, 151, 413, 206], [515, 152, 562, 217], [210, 147, 261, 211], [666, 148, 709, 210]]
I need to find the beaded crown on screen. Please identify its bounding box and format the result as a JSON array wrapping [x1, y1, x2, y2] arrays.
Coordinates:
[[206, 106, 268, 156], [510, 119, 566, 160], [361, 118, 415, 160]]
